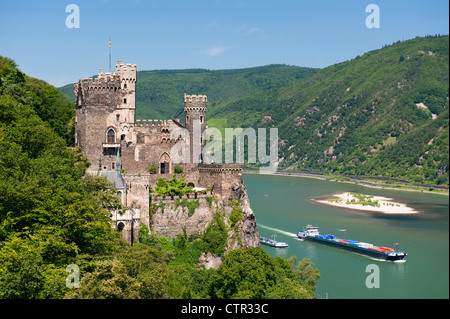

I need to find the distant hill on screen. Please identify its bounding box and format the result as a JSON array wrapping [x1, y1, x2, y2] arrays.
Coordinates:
[[58, 64, 319, 120], [58, 36, 449, 186], [209, 35, 449, 186]]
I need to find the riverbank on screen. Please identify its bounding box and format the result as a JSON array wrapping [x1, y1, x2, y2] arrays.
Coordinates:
[[243, 169, 449, 196], [311, 192, 420, 214]]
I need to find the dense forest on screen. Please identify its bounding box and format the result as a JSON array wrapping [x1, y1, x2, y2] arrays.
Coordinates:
[[207, 36, 449, 186], [59, 36, 449, 186], [58, 64, 319, 120], [0, 55, 319, 298]]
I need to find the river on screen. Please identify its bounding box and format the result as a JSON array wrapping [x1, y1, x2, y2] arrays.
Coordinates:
[[243, 173, 449, 299]]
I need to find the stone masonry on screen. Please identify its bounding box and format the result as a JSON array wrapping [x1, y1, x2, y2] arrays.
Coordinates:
[[74, 61, 259, 248]]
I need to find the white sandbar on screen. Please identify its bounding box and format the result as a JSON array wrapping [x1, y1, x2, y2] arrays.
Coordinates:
[[312, 192, 419, 214]]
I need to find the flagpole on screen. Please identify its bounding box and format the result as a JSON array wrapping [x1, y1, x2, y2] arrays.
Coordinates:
[[109, 36, 111, 73]]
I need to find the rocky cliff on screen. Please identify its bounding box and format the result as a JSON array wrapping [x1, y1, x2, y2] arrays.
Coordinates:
[[150, 179, 260, 255]]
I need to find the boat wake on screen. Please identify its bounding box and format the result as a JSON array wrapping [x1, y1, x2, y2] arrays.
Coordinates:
[[258, 224, 297, 238]]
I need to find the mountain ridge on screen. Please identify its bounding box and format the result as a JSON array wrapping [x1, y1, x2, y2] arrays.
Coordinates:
[[208, 35, 449, 186], [58, 35, 449, 186], [58, 64, 319, 120]]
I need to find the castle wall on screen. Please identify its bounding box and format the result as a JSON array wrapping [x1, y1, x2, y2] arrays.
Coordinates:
[[197, 164, 243, 200], [73, 60, 259, 248]]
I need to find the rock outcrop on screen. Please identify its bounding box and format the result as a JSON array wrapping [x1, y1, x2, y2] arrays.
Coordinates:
[[150, 180, 260, 257]]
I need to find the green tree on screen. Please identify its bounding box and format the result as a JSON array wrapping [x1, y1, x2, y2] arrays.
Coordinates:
[[210, 247, 317, 299], [288, 256, 321, 291], [0, 234, 67, 299], [65, 259, 140, 299]]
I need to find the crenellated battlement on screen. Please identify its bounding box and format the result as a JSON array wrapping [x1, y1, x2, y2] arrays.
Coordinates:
[[198, 164, 243, 174], [184, 92, 207, 104], [74, 60, 137, 115], [75, 60, 137, 94], [116, 60, 137, 73], [135, 119, 175, 127], [75, 68, 121, 93], [73, 60, 259, 248]]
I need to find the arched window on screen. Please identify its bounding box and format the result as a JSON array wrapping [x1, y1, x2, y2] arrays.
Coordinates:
[[107, 129, 115, 143], [159, 152, 171, 174]]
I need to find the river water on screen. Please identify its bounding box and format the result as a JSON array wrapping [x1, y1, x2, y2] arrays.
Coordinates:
[[243, 173, 449, 299]]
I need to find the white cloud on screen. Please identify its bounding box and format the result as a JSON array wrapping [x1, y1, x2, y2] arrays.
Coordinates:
[[204, 46, 229, 57], [205, 22, 220, 29], [238, 25, 259, 35], [245, 27, 259, 35]]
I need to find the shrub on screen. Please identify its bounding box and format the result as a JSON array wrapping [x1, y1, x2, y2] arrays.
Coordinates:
[[174, 166, 183, 174], [149, 165, 157, 174]]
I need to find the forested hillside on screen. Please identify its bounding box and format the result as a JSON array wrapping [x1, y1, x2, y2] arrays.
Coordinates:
[[209, 36, 449, 186], [58, 64, 318, 120], [1, 55, 318, 298], [58, 36, 449, 186]]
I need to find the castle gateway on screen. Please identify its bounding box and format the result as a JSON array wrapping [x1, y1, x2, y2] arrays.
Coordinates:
[[74, 61, 259, 247]]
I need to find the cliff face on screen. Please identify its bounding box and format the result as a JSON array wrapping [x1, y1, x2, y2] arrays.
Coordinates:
[[150, 179, 260, 254], [225, 181, 260, 251]]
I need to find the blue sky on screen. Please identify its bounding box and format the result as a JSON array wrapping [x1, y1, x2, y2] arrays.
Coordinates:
[[0, 0, 448, 87]]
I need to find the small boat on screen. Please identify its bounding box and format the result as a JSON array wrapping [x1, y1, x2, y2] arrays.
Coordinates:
[[260, 236, 288, 248]]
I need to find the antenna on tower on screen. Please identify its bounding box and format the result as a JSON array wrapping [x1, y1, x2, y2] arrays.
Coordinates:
[[108, 36, 111, 73]]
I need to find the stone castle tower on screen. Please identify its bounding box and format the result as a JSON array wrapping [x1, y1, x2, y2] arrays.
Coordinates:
[[184, 92, 207, 165], [74, 61, 137, 173], [74, 61, 259, 248]]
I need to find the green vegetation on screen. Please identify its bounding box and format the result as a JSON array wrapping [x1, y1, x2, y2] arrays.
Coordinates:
[[59, 36, 448, 186], [65, 220, 320, 299], [58, 64, 319, 120], [208, 36, 449, 186], [174, 198, 199, 216], [1, 56, 74, 146], [154, 175, 193, 198], [1, 56, 319, 298], [230, 201, 243, 228], [210, 248, 319, 299], [0, 55, 126, 298], [201, 213, 228, 255], [173, 165, 183, 174], [153, 175, 213, 199], [345, 193, 380, 207], [58, 36, 448, 186]]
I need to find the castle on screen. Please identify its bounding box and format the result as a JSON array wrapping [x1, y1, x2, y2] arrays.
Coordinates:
[[74, 61, 259, 248]]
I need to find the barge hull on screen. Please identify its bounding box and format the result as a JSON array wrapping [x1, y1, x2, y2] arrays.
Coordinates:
[[304, 236, 406, 261]]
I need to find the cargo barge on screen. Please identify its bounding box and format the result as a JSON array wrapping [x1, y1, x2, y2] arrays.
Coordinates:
[[260, 236, 288, 248], [297, 225, 406, 261]]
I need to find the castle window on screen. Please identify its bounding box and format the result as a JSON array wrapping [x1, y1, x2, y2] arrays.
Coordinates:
[[107, 129, 116, 143], [116, 114, 120, 121], [123, 98, 127, 104], [200, 116, 204, 124], [159, 153, 171, 174], [124, 83, 127, 89]]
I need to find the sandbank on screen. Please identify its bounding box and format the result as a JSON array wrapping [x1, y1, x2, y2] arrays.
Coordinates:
[[311, 192, 420, 214]]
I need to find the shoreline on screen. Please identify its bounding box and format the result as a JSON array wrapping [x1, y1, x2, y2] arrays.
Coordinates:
[[243, 170, 449, 196], [310, 192, 420, 215]]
